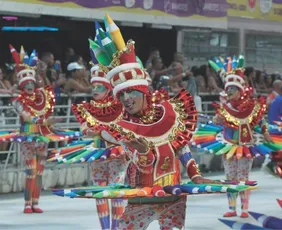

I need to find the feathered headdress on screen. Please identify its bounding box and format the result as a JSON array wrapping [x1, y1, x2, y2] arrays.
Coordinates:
[[88, 14, 148, 97], [9, 44, 38, 88], [209, 55, 246, 92]]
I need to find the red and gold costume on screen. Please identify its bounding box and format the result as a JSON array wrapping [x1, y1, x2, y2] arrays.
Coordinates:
[[51, 15, 257, 230], [66, 63, 127, 229], [203, 56, 269, 218], [94, 14, 202, 229], [9, 45, 80, 214]]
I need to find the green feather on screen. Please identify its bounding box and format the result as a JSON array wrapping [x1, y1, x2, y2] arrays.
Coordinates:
[[208, 60, 221, 72], [238, 54, 245, 68]]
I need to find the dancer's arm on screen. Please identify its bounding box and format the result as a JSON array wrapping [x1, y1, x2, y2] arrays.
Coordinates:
[[177, 144, 217, 184], [122, 137, 155, 173], [13, 100, 58, 126], [259, 118, 272, 142]]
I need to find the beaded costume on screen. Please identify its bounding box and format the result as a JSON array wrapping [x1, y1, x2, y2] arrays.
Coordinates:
[[52, 15, 257, 230], [193, 55, 271, 218], [8, 45, 80, 213]]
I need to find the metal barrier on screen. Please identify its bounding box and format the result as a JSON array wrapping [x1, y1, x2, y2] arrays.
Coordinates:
[[0, 93, 93, 174], [1, 91, 264, 174]]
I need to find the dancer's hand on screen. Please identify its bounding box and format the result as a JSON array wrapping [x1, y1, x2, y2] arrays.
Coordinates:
[[192, 176, 220, 184], [46, 117, 63, 126], [264, 132, 273, 142], [86, 129, 99, 137], [213, 115, 223, 125], [124, 137, 149, 154]]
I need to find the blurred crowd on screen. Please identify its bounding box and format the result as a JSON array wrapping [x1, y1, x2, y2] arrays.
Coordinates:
[[1, 47, 282, 170], [0, 47, 282, 110], [145, 48, 282, 96]]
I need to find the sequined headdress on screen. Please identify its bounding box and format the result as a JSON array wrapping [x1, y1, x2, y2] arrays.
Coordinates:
[[209, 55, 246, 92], [9, 44, 38, 89]]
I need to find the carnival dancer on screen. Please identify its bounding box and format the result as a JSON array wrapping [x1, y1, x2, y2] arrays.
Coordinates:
[[51, 14, 257, 230], [9, 45, 80, 214], [71, 59, 128, 229], [208, 56, 272, 218], [92, 13, 219, 230]]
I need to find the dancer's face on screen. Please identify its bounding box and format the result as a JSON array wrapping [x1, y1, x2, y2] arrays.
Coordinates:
[[119, 90, 145, 115], [23, 81, 35, 94], [92, 83, 109, 101], [226, 86, 240, 101]]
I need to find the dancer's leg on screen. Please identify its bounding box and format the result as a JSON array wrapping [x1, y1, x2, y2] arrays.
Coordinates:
[[222, 156, 238, 216], [32, 142, 48, 213], [92, 161, 110, 229], [22, 142, 37, 213], [108, 158, 128, 230], [158, 197, 186, 230], [237, 158, 253, 217], [119, 203, 163, 230]]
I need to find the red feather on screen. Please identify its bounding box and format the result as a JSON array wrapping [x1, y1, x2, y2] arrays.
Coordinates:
[[9, 44, 20, 64]]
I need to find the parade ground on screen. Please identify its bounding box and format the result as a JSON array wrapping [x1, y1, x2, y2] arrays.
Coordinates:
[[0, 170, 281, 230]]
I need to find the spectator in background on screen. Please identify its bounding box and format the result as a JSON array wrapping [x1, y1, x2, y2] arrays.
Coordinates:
[[255, 70, 267, 93], [182, 66, 198, 97], [274, 71, 281, 80], [182, 66, 202, 112], [52, 60, 67, 98], [145, 48, 160, 75], [69, 55, 90, 82], [64, 62, 92, 94], [5, 64, 18, 91], [244, 67, 256, 90], [0, 67, 17, 94], [62, 47, 76, 72], [69, 55, 84, 66], [167, 62, 184, 94], [265, 74, 275, 93], [195, 65, 223, 93], [37, 52, 56, 87], [267, 79, 282, 107], [268, 80, 282, 124], [171, 52, 185, 66], [151, 57, 176, 90]]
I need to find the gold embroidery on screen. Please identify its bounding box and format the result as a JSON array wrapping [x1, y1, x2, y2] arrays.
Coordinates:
[[153, 174, 173, 187], [139, 156, 148, 166], [194, 163, 201, 175], [139, 107, 157, 124], [77, 105, 123, 127], [219, 102, 264, 126], [90, 100, 112, 108], [111, 40, 135, 68], [242, 128, 248, 137], [160, 157, 170, 171], [27, 90, 53, 116], [106, 99, 196, 149]]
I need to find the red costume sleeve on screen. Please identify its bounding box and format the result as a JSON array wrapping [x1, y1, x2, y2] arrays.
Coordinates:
[[178, 145, 201, 180], [13, 100, 46, 125], [260, 118, 269, 134]]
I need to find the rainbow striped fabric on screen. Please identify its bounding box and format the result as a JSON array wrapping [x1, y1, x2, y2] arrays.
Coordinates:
[[52, 180, 257, 200], [191, 122, 282, 160], [47, 140, 125, 163], [0, 129, 81, 143]]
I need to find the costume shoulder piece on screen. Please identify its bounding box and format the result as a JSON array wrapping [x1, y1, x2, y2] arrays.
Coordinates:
[[106, 89, 197, 151], [214, 96, 267, 129], [9, 44, 56, 119], [12, 86, 55, 119], [152, 88, 170, 104], [72, 95, 123, 128]]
